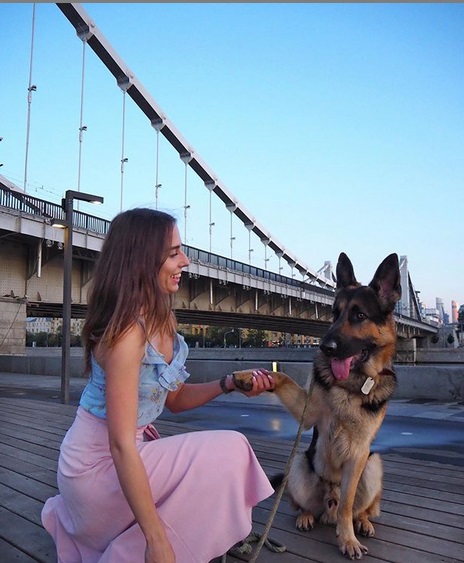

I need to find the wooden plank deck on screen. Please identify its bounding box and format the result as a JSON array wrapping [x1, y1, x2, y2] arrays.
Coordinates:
[[0, 397, 462, 563]]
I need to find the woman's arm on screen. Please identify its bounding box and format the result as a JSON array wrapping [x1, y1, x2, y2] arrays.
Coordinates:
[[165, 369, 274, 413], [102, 325, 175, 563]]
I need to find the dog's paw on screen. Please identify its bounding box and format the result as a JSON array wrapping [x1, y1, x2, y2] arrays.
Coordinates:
[[320, 495, 338, 525], [337, 535, 368, 560], [354, 516, 375, 537], [296, 512, 316, 531], [232, 370, 255, 392], [320, 509, 337, 526]]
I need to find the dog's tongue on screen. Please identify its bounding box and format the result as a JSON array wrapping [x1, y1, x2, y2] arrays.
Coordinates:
[[331, 357, 352, 380]]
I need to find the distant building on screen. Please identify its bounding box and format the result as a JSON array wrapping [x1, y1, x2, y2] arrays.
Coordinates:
[[26, 317, 84, 336], [435, 298, 449, 325], [451, 301, 459, 324], [424, 308, 440, 326], [26, 317, 52, 334]]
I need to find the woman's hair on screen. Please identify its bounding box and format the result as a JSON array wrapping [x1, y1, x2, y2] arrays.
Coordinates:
[[82, 208, 177, 372]]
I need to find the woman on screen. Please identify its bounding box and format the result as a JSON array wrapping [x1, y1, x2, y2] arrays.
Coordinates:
[[41, 208, 275, 563]]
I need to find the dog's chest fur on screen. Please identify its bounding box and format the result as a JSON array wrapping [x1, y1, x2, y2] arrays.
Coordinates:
[[309, 364, 397, 482]]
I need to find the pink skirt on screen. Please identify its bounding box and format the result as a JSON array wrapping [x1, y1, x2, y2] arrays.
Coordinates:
[[41, 407, 273, 562]]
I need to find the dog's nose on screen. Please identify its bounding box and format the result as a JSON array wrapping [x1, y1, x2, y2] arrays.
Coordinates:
[[320, 339, 337, 356]]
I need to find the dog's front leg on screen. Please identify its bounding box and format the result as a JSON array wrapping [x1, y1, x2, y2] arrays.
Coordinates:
[[270, 373, 316, 428], [233, 370, 317, 428], [336, 452, 370, 560]]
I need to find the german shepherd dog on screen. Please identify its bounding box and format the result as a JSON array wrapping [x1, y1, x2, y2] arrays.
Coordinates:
[[234, 252, 401, 559]]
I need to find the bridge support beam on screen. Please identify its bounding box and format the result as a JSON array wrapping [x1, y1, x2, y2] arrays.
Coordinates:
[[396, 337, 417, 364], [0, 298, 26, 355]]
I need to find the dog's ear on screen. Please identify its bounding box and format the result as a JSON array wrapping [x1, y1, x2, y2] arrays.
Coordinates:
[[368, 253, 402, 312], [335, 252, 359, 289]]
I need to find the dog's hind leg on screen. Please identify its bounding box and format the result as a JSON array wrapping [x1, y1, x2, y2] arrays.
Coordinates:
[[296, 511, 317, 531], [354, 490, 381, 537], [319, 483, 339, 526]]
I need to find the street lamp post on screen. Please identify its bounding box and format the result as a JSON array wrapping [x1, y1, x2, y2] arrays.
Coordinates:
[[52, 189, 104, 404]]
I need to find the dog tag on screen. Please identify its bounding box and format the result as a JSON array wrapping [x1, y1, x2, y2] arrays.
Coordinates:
[[361, 377, 375, 395]]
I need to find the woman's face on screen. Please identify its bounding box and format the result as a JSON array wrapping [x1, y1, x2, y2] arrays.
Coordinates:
[[159, 225, 190, 294]]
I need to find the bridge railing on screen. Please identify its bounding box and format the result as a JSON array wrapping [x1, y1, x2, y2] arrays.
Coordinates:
[[0, 185, 62, 220], [185, 246, 335, 297], [0, 185, 110, 235]]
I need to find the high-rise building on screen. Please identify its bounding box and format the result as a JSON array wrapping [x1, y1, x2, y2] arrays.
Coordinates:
[[436, 298, 445, 324], [451, 301, 459, 323]]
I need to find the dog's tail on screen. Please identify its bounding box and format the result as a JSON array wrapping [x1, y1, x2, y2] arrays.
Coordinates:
[[270, 472, 285, 492]]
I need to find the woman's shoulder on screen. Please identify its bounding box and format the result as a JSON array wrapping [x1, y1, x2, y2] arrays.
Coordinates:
[[94, 324, 146, 369]]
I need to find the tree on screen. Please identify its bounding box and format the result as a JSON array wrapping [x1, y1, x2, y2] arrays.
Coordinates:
[[206, 326, 223, 348], [35, 331, 49, 347], [242, 329, 267, 348]]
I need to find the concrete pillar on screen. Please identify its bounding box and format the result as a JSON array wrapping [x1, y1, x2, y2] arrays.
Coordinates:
[[396, 337, 416, 364], [0, 297, 27, 355]]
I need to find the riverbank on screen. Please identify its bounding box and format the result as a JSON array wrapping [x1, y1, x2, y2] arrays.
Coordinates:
[[0, 347, 463, 401]]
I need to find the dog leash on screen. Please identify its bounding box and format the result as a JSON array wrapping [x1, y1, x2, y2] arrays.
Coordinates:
[[245, 382, 313, 563], [226, 531, 286, 560]]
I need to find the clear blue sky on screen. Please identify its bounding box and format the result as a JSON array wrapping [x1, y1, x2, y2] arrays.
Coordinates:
[[1, 3, 463, 316]]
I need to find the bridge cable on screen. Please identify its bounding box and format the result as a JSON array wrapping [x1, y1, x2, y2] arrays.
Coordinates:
[[247, 226, 254, 265], [76, 34, 88, 209], [151, 117, 163, 208], [155, 127, 161, 209], [208, 186, 214, 253], [226, 203, 237, 259], [24, 3, 37, 193], [119, 88, 128, 211], [180, 152, 192, 243], [229, 208, 234, 259]]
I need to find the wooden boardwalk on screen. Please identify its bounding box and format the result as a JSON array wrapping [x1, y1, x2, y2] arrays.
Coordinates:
[[0, 396, 462, 563]]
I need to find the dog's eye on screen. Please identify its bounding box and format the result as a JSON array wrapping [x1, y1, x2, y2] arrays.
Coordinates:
[[356, 312, 366, 321]]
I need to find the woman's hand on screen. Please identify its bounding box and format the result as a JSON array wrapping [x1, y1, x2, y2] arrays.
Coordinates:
[[145, 535, 176, 563], [238, 369, 275, 397]]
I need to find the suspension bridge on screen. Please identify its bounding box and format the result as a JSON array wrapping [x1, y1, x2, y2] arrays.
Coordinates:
[[0, 3, 437, 355]]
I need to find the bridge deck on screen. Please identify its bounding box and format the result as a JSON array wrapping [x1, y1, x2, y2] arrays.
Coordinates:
[[0, 397, 462, 563]]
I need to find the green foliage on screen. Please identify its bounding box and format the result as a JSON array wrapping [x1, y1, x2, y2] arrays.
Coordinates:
[[242, 329, 267, 348]]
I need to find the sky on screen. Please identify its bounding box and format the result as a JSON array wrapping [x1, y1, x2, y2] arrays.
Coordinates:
[[1, 3, 463, 317]]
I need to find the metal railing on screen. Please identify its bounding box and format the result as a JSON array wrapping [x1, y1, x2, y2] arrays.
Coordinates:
[[0, 185, 110, 235]]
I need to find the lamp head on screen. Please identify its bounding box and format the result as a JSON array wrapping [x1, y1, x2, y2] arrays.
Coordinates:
[[64, 190, 104, 206], [51, 218, 67, 229]]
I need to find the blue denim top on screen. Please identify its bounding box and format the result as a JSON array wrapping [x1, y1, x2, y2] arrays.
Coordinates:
[[79, 333, 190, 426]]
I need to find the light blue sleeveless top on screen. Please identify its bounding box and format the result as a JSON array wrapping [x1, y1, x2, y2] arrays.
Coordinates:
[[79, 333, 190, 426]]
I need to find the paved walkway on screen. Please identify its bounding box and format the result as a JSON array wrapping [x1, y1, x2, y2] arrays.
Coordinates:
[[1, 371, 464, 423]]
